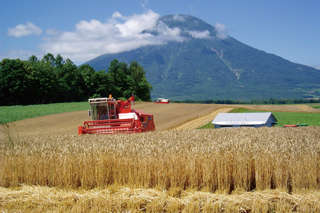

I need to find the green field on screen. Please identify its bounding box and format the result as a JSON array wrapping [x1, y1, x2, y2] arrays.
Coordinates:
[[0, 102, 88, 124], [272, 111, 320, 126], [199, 108, 320, 129]]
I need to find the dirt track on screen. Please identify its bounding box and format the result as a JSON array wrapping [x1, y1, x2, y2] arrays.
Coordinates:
[[0, 103, 318, 140], [170, 107, 234, 130]]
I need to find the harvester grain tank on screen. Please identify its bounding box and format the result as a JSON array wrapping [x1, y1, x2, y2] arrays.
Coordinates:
[[78, 94, 155, 134], [154, 98, 170, 104]]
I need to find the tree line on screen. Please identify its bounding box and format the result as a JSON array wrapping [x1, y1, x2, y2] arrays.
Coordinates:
[[0, 54, 153, 106]]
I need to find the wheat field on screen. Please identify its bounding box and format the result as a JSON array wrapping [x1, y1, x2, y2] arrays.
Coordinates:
[[1, 103, 319, 212], [1, 126, 320, 212]]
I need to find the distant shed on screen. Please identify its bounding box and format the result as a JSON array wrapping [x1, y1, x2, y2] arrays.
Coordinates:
[[212, 112, 277, 129]]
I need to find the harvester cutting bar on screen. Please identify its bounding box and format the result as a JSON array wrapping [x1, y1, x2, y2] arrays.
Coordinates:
[[80, 118, 141, 134]]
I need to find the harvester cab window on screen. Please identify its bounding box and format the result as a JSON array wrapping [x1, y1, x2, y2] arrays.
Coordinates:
[[98, 104, 111, 120], [90, 105, 98, 120], [99, 108, 109, 120], [90, 104, 108, 120], [92, 102, 117, 120], [108, 102, 117, 119]]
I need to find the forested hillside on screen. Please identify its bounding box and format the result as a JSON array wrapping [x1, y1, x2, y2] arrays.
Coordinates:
[[0, 54, 152, 106]]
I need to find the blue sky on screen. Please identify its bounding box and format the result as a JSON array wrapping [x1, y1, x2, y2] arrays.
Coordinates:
[[1, 0, 319, 69]]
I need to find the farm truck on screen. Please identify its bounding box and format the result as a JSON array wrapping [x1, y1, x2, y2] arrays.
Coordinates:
[[78, 94, 155, 134], [154, 98, 170, 104]]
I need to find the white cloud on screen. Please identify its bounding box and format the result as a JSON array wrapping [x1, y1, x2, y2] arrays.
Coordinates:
[[154, 21, 183, 38], [189, 5, 196, 14], [141, 0, 148, 10], [8, 22, 42, 37], [39, 10, 186, 63], [308, 64, 320, 70], [112, 11, 122, 19], [173, 14, 186, 22], [214, 23, 228, 40], [186, 30, 211, 39], [46, 28, 60, 36], [114, 10, 160, 36]]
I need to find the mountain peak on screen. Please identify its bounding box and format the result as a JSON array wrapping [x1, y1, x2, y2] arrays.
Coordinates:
[[86, 15, 320, 101], [159, 14, 218, 38]]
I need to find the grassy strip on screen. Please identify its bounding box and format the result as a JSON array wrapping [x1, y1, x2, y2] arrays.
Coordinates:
[[0, 102, 88, 123], [199, 108, 320, 129], [198, 122, 215, 129], [273, 111, 320, 126]]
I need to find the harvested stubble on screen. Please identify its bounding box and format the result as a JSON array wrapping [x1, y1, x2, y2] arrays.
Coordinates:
[[1, 185, 320, 212], [1, 127, 320, 193]]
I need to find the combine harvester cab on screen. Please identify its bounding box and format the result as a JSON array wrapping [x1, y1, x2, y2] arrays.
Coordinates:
[[154, 98, 169, 104], [78, 94, 155, 135]]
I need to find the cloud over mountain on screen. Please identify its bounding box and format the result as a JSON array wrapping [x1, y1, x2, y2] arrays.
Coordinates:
[[4, 11, 228, 64], [39, 10, 189, 63], [214, 23, 228, 39], [186, 30, 211, 39]]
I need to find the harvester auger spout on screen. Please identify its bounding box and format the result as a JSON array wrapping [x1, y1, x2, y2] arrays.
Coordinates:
[[78, 94, 155, 135]]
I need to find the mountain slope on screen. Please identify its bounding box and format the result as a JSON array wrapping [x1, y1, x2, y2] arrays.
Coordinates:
[[86, 15, 320, 101]]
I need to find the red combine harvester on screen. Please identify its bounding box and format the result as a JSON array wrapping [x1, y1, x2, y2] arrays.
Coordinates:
[[154, 98, 169, 104], [78, 94, 155, 135]]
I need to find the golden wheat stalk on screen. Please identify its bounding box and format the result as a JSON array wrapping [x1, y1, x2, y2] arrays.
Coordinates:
[[1, 127, 320, 195]]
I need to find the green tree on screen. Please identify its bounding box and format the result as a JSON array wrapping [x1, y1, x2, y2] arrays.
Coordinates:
[[28, 58, 59, 104], [54, 53, 65, 68], [76, 64, 96, 99], [42, 53, 55, 67], [128, 61, 152, 101], [0, 54, 153, 105], [107, 59, 128, 98], [105, 59, 152, 101], [0, 59, 31, 105], [91, 70, 110, 98], [52, 57, 79, 102], [28, 55, 38, 63]]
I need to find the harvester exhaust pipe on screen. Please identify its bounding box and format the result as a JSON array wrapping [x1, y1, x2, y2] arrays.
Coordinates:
[[131, 93, 135, 105]]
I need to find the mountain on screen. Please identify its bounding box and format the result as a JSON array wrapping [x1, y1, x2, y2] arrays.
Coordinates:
[[86, 15, 320, 101]]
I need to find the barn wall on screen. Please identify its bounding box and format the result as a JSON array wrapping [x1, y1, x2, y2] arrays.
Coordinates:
[[213, 113, 277, 129], [214, 117, 276, 129]]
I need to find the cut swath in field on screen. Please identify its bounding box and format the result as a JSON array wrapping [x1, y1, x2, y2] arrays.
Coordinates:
[[1, 185, 320, 212], [170, 107, 234, 130]]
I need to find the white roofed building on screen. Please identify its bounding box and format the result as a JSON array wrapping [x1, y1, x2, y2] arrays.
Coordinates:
[[211, 112, 277, 128]]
